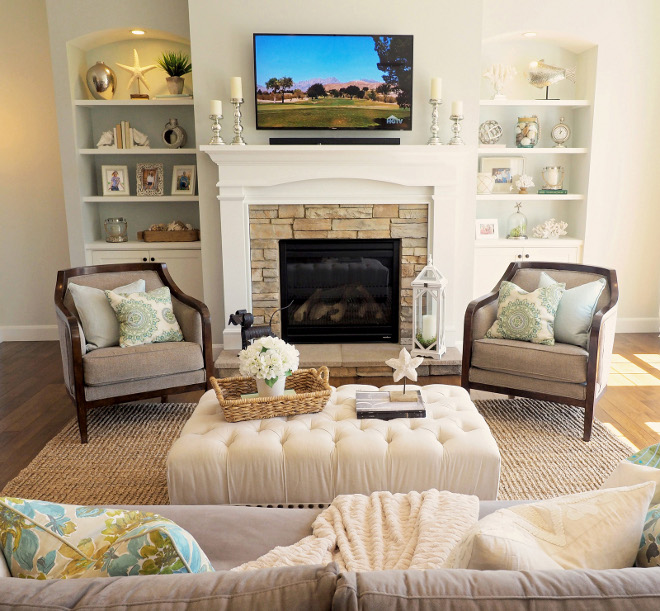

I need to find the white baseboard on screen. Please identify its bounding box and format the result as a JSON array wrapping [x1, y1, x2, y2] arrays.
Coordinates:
[[616, 318, 660, 334], [0, 325, 59, 342], [212, 343, 224, 359]]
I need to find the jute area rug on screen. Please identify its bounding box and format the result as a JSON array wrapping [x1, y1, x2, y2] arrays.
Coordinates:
[[1, 398, 634, 505]]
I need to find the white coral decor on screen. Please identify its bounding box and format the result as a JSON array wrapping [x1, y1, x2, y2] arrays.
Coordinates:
[[532, 218, 568, 239], [239, 336, 300, 387], [515, 174, 534, 190]]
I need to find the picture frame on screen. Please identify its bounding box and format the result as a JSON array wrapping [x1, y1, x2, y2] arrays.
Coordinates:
[[171, 165, 196, 195], [479, 157, 525, 193], [101, 165, 129, 196], [136, 162, 164, 196], [475, 218, 499, 239]]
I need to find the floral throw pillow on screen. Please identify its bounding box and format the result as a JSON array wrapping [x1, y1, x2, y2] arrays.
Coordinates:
[[637, 503, 660, 567], [0, 497, 214, 579], [485, 280, 565, 345], [105, 286, 183, 348]]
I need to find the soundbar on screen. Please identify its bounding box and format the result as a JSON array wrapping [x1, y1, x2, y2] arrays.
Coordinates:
[[269, 137, 400, 145]]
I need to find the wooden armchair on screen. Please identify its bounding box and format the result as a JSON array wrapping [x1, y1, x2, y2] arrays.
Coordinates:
[[55, 263, 213, 443], [462, 262, 618, 441]]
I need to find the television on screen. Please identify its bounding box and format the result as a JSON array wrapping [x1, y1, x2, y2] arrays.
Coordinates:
[[253, 34, 413, 130]]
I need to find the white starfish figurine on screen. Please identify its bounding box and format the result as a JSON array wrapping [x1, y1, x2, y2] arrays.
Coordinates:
[[116, 49, 157, 94], [386, 348, 424, 383]]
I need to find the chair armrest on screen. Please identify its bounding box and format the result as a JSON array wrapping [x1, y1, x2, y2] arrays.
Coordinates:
[[588, 303, 618, 393], [170, 294, 213, 383], [54, 302, 84, 398]]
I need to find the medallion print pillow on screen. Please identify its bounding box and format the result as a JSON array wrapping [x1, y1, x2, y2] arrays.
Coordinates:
[[0, 497, 214, 579], [637, 502, 660, 567], [105, 286, 183, 348], [485, 280, 565, 345]]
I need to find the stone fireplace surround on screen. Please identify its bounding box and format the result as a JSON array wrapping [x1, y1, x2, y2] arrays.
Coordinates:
[[202, 145, 470, 353]]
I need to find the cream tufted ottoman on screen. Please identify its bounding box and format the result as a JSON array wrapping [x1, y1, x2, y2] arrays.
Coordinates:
[[166, 384, 501, 504]]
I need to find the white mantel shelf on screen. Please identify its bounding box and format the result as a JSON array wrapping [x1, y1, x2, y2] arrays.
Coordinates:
[[200, 144, 471, 188]]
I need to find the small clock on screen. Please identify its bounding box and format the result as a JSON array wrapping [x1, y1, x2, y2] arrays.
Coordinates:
[[551, 117, 571, 147]]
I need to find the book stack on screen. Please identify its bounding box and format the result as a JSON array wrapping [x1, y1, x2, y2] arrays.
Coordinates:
[[355, 390, 426, 420], [538, 188, 568, 194], [114, 121, 133, 149]]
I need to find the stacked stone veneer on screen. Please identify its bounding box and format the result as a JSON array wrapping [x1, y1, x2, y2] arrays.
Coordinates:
[[249, 203, 428, 344]]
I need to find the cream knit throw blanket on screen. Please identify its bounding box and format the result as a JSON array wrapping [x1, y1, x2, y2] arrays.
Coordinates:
[[233, 489, 479, 572]]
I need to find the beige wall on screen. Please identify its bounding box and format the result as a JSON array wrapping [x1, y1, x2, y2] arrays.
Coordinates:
[[0, 0, 69, 340]]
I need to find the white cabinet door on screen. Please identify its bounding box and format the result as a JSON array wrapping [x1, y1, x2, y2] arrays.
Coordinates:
[[523, 246, 579, 263], [90, 250, 145, 265], [151, 250, 203, 300], [473, 247, 520, 297]]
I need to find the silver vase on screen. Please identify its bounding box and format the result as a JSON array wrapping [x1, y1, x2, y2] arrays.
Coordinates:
[[86, 61, 116, 100]]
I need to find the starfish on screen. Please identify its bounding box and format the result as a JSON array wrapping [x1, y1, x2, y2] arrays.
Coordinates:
[[116, 49, 157, 93], [386, 348, 424, 383]]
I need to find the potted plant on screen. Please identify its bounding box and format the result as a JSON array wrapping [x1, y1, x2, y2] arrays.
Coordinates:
[[157, 51, 192, 95], [238, 336, 300, 397]]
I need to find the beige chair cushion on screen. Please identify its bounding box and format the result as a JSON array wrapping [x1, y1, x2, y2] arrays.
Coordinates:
[[472, 338, 588, 384], [83, 341, 204, 386]]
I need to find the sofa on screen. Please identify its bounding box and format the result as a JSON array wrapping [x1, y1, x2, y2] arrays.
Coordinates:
[[1, 501, 659, 610]]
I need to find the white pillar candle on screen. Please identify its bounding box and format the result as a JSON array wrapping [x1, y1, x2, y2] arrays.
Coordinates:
[[230, 76, 243, 99], [210, 99, 222, 116], [430, 77, 442, 100], [422, 314, 437, 341], [452, 100, 463, 116]]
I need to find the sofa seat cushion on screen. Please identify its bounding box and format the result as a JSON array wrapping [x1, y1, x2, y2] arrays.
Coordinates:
[[472, 338, 588, 384], [83, 341, 204, 386]]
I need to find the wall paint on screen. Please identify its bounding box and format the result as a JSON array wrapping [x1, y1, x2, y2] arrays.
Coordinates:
[[188, 0, 483, 342], [0, 0, 69, 340], [482, 0, 660, 330]]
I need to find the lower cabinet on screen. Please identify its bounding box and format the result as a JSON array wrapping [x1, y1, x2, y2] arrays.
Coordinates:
[[473, 244, 580, 298], [89, 248, 204, 300]]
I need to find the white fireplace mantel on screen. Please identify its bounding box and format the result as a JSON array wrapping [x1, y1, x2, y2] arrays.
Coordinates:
[[202, 145, 472, 349]]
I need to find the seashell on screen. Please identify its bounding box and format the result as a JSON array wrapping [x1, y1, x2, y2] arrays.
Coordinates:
[[518, 122, 527, 128], [167, 220, 188, 231], [148, 223, 166, 231], [520, 137, 531, 146], [515, 126, 522, 134]]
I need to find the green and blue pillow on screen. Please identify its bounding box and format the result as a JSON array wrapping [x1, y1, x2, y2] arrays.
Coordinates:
[[105, 286, 183, 348], [0, 497, 213, 579], [486, 280, 565, 345]]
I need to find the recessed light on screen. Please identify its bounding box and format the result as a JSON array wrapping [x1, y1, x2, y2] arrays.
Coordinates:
[[131, 29, 146, 36], [523, 32, 537, 38]]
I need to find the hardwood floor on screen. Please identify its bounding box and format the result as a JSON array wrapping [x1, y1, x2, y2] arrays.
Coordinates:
[[1, 334, 659, 490]]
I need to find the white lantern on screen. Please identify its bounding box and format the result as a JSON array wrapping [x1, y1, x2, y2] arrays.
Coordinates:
[[411, 256, 447, 359]]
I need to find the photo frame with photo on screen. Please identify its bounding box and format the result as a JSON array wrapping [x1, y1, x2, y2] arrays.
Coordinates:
[[171, 165, 196, 195], [479, 157, 525, 193], [101, 165, 129, 196], [475, 218, 499, 239], [136, 163, 164, 196]]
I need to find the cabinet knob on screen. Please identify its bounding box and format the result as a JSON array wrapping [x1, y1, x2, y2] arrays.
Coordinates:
[[525, 254, 530, 259], [150, 257, 155, 262], [142, 257, 147, 262], [517, 254, 522, 259]]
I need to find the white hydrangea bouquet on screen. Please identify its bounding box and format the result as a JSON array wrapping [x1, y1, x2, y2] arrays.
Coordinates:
[[239, 336, 300, 388]]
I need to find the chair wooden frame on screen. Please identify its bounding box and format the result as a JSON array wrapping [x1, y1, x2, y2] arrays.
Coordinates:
[[55, 263, 214, 443], [461, 261, 619, 442]]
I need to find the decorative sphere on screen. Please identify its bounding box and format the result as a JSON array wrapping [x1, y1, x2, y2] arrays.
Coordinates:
[[86, 61, 116, 100], [479, 120, 503, 145]]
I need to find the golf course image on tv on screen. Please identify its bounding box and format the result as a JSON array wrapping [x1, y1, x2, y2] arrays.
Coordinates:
[[253, 34, 413, 130]]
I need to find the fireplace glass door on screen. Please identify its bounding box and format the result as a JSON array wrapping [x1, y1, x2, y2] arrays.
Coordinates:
[[279, 239, 400, 343]]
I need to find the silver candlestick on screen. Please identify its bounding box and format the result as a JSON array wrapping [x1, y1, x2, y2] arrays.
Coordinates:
[[427, 98, 443, 145], [448, 114, 465, 145], [230, 97, 247, 145], [209, 114, 225, 145]]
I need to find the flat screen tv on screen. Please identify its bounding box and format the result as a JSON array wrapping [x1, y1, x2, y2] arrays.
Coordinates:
[[253, 34, 413, 130]]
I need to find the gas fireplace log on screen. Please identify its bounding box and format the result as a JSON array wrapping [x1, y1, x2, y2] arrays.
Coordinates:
[[293, 288, 322, 322], [355, 285, 385, 320]]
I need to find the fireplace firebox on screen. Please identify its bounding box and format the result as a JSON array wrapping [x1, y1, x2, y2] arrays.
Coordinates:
[[279, 239, 400, 344]]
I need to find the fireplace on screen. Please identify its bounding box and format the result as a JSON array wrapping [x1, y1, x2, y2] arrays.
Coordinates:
[[279, 239, 400, 343]]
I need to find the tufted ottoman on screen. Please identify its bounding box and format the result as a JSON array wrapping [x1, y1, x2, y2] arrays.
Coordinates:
[[166, 384, 501, 504]]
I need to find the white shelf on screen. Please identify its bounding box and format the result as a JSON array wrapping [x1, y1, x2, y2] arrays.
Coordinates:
[[480, 99, 590, 108], [83, 196, 199, 203], [85, 240, 201, 251], [79, 148, 197, 155], [476, 193, 585, 201], [478, 147, 588, 155], [74, 99, 194, 106], [475, 237, 584, 247]]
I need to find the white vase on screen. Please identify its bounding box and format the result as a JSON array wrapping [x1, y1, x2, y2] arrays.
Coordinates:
[[256, 376, 286, 397], [477, 172, 495, 194]]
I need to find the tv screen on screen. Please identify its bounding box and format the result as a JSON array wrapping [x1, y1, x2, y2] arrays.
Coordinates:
[[253, 34, 413, 130]]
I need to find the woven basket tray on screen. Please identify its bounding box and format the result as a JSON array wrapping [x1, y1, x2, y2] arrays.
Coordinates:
[[209, 366, 331, 423]]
